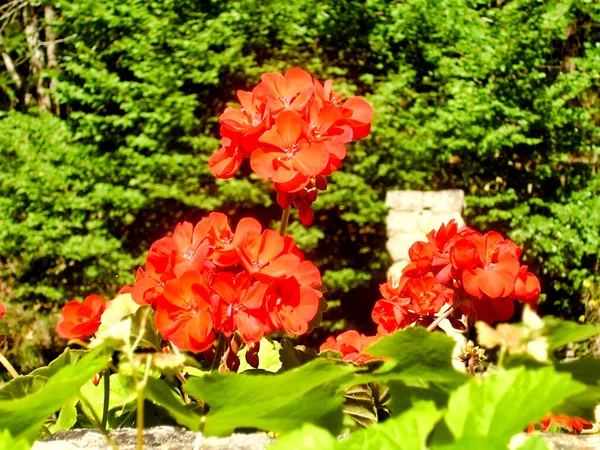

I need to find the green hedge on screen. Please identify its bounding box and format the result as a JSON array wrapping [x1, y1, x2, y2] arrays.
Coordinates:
[[0, 0, 598, 338]]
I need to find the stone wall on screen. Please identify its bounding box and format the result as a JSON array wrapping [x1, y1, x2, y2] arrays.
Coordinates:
[[386, 190, 465, 280]]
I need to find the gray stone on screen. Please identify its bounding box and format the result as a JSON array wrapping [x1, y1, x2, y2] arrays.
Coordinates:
[[385, 190, 423, 212], [510, 432, 600, 449], [33, 426, 275, 450]]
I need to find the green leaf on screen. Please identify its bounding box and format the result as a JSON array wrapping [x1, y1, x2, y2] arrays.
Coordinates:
[[144, 377, 203, 431], [358, 328, 468, 384], [28, 348, 88, 379], [387, 380, 452, 416], [514, 435, 550, 450], [554, 357, 600, 386], [269, 424, 338, 450], [78, 373, 137, 426], [431, 367, 585, 449], [343, 383, 378, 428], [0, 375, 48, 400], [238, 338, 283, 373], [0, 429, 30, 450], [543, 317, 600, 351], [47, 398, 78, 434], [279, 338, 318, 370], [341, 401, 442, 450], [0, 346, 112, 441], [184, 358, 356, 436]]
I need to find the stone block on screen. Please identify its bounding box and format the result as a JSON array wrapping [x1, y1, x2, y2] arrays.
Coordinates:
[[386, 232, 425, 262], [386, 210, 420, 236], [424, 189, 465, 213], [387, 261, 407, 282], [385, 190, 423, 212], [418, 212, 465, 234]]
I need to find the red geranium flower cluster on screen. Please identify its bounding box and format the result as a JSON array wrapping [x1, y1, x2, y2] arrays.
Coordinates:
[[321, 220, 541, 362], [372, 220, 541, 334], [527, 413, 593, 435], [209, 68, 374, 226], [57, 294, 106, 340], [319, 330, 381, 365], [127, 212, 322, 353]]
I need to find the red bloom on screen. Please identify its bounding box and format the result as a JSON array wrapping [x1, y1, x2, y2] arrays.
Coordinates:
[[460, 232, 520, 299], [57, 294, 106, 340], [238, 228, 302, 281], [0, 302, 6, 320], [210, 68, 374, 226], [320, 330, 381, 365], [257, 68, 313, 114], [512, 266, 541, 306], [211, 272, 270, 344], [251, 110, 328, 193], [208, 127, 244, 179], [266, 277, 321, 335], [155, 271, 215, 353]]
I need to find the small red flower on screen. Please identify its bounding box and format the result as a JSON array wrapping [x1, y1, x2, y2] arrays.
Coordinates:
[[57, 294, 106, 340], [155, 271, 215, 353], [0, 302, 6, 320], [211, 272, 270, 344], [320, 330, 381, 365], [528, 413, 593, 435], [266, 277, 321, 336]]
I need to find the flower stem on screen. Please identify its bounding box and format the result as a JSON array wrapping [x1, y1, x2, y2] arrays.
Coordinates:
[[0, 351, 19, 379], [136, 355, 152, 450], [211, 332, 227, 373], [279, 206, 291, 236], [426, 306, 456, 332], [102, 369, 110, 429]]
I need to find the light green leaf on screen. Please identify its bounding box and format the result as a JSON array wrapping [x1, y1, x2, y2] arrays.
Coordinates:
[[341, 401, 442, 450], [47, 398, 78, 434], [357, 327, 467, 384], [0, 429, 30, 450], [144, 377, 204, 431], [0, 346, 112, 441], [543, 317, 600, 351], [431, 367, 585, 449], [269, 424, 337, 450], [238, 338, 283, 373], [184, 358, 356, 436]]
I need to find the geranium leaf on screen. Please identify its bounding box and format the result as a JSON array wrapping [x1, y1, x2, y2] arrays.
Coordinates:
[[28, 348, 88, 379], [0, 430, 30, 450], [269, 424, 338, 450], [47, 398, 78, 433], [183, 358, 355, 436], [430, 367, 585, 449], [0, 375, 48, 400], [340, 401, 442, 450], [356, 327, 467, 384], [543, 317, 600, 351], [144, 377, 204, 430], [0, 346, 112, 441]]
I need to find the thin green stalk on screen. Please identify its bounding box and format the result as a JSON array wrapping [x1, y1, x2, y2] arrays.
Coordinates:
[[0, 352, 19, 379], [278, 206, 291, 236], [136, 355, 152, 450], [79, 394, 119, 450], [102, 369, 110, 429]]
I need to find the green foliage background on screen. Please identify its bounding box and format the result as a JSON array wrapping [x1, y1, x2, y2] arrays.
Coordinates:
[[0, 0, 599, 366]]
